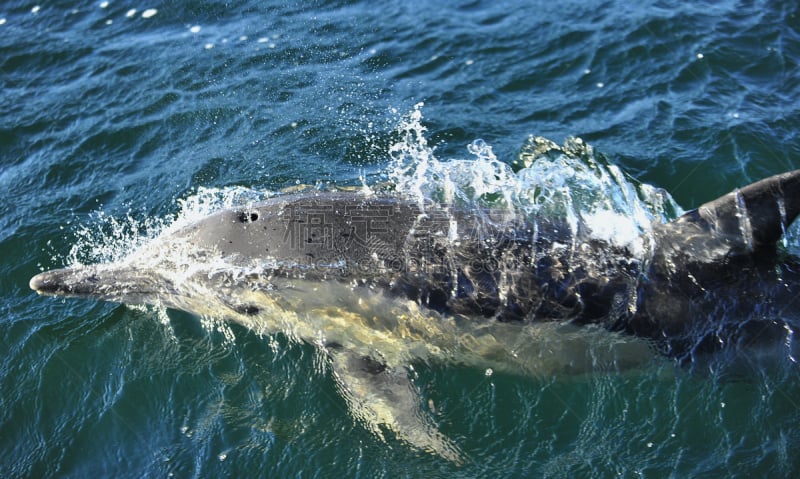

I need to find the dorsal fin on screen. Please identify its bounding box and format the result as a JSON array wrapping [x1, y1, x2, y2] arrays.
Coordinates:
[[660, 169, 800, 256], [694, 169, 800, 248]]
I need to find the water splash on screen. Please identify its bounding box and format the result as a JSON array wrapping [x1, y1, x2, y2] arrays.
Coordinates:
[[385, 103, 519, 208], [63, 104, 683, 269], [383, 104, 682, 257], [66, 209, 169, 266]]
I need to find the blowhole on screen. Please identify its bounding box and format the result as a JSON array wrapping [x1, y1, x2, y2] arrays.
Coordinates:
[[234, 304, 260, 316], [237, 211, 259, 223]]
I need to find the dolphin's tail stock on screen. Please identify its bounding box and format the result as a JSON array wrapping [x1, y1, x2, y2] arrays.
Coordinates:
[[633, 169, 800, 357]]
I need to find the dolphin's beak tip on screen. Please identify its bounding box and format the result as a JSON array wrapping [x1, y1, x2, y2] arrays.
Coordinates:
[[29, 271, 54, 294]]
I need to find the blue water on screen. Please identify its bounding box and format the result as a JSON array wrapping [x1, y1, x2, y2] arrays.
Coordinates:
[[3, 0, 800, 477]]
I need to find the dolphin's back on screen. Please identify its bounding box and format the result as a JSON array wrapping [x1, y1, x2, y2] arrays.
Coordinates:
[[179, 193, 644, 324]]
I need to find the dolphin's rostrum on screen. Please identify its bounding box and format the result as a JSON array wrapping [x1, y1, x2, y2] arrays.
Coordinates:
[[30, 169, 800, 461]]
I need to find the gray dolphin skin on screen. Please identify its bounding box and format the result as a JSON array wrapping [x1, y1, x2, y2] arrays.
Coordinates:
[[30, 169, 800, 461]]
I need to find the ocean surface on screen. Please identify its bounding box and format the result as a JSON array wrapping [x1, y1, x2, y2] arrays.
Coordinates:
[[3, 0, 800, 477]]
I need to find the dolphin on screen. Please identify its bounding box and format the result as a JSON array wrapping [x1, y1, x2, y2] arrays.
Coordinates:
[[30, 169, 800, 461]]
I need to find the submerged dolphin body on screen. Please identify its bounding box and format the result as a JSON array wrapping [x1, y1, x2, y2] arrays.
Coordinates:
[[30, 170, 800, 460]]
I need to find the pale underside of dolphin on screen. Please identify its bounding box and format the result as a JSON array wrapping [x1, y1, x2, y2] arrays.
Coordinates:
[[30, 169, 800, 462]]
